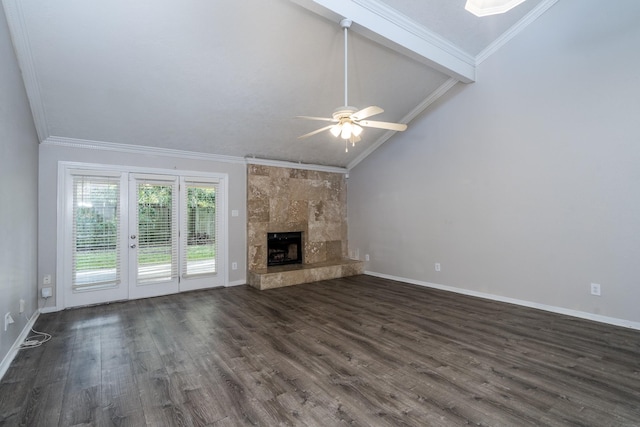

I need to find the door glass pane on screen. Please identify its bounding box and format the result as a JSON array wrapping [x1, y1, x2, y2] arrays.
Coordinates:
[[137, 181, 176, 284], [184, 183, 216, 276], [72, 175, 121, 291]]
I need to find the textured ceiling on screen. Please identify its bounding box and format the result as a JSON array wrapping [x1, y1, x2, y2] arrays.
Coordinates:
[[4, 0, 551, 168]]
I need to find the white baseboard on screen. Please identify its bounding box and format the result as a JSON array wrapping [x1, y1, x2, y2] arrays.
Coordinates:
[[0, 310, 41, 381], [365, 271, 640, 331]]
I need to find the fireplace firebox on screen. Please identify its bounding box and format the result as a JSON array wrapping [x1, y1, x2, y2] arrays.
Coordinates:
[[267, 232, 302, 266]]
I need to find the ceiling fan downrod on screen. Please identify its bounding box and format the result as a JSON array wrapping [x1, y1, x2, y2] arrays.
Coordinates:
[[340, 19, 352, 108]]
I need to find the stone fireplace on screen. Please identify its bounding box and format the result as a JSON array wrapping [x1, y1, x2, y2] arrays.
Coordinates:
[[246, 163, 363, 289]]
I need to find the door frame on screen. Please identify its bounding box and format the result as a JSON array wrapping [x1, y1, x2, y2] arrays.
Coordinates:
[[56, 161, 229, 309]]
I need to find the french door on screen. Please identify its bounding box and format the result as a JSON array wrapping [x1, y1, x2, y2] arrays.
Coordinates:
[[128, 174, 179, 299], [62, 167, 226, 308]]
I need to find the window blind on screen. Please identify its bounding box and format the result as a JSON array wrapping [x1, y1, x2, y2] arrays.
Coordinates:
[[135, 178, 178, 284], [71, 174, 121, 291], [181, 179, 219, 277]]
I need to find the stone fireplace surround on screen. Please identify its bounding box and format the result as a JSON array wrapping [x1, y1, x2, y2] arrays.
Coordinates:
[[247, 164, 363, 290]]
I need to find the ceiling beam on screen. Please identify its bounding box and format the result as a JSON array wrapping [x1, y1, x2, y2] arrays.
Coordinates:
[[291, 0, 476, 83]]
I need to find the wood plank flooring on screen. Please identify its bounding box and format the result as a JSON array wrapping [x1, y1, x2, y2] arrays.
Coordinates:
[[1, 275, 639, 426]]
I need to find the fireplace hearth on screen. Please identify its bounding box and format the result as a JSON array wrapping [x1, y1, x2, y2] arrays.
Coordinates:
[[267, 232, 302, 267]]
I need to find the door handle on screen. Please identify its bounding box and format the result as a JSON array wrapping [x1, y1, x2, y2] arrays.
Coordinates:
[[130, 244, 137, 249], [130, 235, 137, 239]]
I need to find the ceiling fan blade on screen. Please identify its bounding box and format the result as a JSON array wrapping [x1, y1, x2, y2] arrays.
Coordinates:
[[298, 125, 335, 139], [359, 120, 407, 132], [297, 115, 337, 122], [351, 106, 383, 121]]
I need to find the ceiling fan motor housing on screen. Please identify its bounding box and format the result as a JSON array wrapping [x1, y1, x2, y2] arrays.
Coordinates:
[[332, 106, 358, 120]]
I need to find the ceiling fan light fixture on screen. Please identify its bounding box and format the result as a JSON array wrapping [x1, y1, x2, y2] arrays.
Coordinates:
[[330, 125, 341, 137], [352, 123, 363, 137], [340, 122, 353, 139], [464, 0, 526, 17]]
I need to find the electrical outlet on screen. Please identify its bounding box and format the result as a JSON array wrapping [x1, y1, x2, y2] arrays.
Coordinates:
[[42, 287, 52, 298], [43, 274, 51, 285], [232, 262, 238, 270], [19, 299, 25, 314], [435, 263, 441, 272], [590, 283, 601, 296], [365, 254, 370, 261], [4, 312, 14, 331]]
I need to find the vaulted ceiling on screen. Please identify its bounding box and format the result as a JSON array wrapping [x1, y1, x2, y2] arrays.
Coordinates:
[[3, 0, 555, 168]]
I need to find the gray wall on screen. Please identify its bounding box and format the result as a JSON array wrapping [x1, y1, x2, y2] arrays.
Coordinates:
[[348, 0, 640, 324], [0, 5, 39, 364], [38, 143, 247, 309]]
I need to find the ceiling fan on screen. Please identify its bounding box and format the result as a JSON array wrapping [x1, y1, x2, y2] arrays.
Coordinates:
[[297, 19, 407, 152]]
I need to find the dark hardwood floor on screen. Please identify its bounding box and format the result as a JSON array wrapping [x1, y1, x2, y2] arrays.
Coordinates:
[[1, 275, 639, 426]]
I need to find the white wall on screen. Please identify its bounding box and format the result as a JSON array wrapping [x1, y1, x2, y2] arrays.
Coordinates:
[[348, 0, 640, 325], [0, 5, 39, 365], [38, 143, 247, 309]]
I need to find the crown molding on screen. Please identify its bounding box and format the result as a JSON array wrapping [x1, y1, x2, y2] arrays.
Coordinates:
[[347, 77, 458, 170], [42, 136, 349, 173], [2, 0, 49, 141], [476, 0, 559, 64], [42, 136, 247, 165], [245, 157, 348, 174]]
